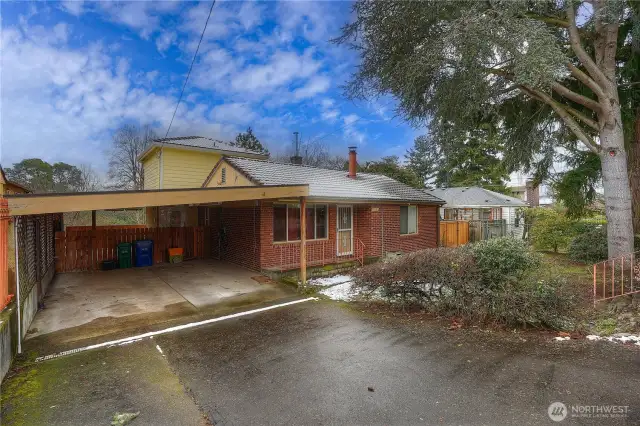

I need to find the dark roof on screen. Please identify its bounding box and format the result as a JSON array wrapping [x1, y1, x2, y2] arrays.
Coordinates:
[[138, 136, 268, 161], [428, 187, 528, 208], [219, 157, 444, 204]]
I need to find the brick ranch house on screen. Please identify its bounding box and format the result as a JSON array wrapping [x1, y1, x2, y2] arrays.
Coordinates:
[[196, 147, 445, 275]]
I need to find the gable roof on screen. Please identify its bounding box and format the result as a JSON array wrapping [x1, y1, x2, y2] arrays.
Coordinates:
[[428, 187, 528, 208], [137, 136, 269, 161], [0, 165, 31, 193], [206, 156, 445, 204]]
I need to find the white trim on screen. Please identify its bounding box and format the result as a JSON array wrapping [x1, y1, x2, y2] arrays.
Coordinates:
[[35, 297, 319, 362], [336, 204, 353, 256], [158, 148, 164, 189]]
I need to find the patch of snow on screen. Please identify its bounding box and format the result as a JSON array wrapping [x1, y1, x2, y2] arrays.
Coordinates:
[[584, 333, 640, 346], [319, 282, 358, 301], [554, 336, 571, 341], [307, 275, 353, 287]]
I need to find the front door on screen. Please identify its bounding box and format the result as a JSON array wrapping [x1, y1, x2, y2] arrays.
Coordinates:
[[336, 205, 353, 256]]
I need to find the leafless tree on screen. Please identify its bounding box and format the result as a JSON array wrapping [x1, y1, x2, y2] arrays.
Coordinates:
[[108, 124, 156, 190], [77, 164, 102, 192], [274, 139, 347, 170]]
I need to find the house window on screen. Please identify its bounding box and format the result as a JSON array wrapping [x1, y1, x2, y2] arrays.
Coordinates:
[[221, 167, 227, 184], [273, 204, 328, 242], [400, 205, 418, 235], [444, 208, 456, 220]]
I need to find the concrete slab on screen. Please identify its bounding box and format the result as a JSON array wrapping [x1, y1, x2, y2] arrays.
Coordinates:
[[26, 260, 284, 341], [152, 260, 270, 308]]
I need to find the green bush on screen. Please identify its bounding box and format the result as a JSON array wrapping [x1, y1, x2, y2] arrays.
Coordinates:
[[527, 208, 576, 252], [471, 237, 540, 290], [569, 227, 640, 264], [568, 226, 608, 263]]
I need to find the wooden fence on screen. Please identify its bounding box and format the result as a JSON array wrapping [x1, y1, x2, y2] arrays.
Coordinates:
[[439, 220, 469, 247], [55, 226, 209, 272], [65, 225, 147, 232]]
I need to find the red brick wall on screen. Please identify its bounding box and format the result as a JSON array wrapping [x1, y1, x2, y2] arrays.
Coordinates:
[[210, 201, 439, 271], [364, 204, 438, 257], [217, 202, 261, 270]]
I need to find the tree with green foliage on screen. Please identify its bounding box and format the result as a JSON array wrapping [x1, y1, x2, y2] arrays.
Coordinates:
[[233, 127, 269, 155], [405, 135, 441, 186], [6, 159, 99, 193], [527, 208, 576, 253], [360, 156, 423, 188], [337, 0, 639, 259]]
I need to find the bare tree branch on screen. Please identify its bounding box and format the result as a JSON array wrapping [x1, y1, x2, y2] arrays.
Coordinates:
[[566, 62, 608, 101], [551, 81, 602, 112], [566, 1, 610, 90], [521, 85, 600, 154]]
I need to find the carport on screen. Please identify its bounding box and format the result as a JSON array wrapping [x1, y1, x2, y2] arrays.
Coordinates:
[[5, 184, 308, 350]]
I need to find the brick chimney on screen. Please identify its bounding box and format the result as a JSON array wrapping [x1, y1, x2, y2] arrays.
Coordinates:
[[348, 146, 357, 178], [525, 180, 540, 207]]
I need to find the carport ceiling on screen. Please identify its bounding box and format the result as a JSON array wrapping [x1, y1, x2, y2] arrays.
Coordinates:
[[6, 185, 309, 216]]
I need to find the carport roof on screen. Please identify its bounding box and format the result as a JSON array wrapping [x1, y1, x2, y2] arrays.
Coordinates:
[[5, 184, 308, 216]]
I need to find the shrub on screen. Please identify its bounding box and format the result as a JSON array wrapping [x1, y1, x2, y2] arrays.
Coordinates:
[[568, 228, 640, 264], [352, 242, 575, 329], [568, 226, 608, 263], [353, 247, 479, 304], [470, 237, 540, 290], [527, 208, 576, 252]]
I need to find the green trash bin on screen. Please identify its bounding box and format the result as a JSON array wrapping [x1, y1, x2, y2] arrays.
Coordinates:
[[117, 242, 132, 269]]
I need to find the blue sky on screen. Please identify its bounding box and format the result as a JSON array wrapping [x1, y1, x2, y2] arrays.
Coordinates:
[[0, 0, 421, 172]]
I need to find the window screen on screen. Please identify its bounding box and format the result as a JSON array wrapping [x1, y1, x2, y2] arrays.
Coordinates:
[[273, 204, 287, 242], [400, 205, 417, 235], [287, 205, 301, 241], [315, 205, 327, 239]]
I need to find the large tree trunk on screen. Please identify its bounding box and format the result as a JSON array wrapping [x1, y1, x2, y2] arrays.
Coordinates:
[[600, 103, 635, 259], [629, 111, 640, 234]]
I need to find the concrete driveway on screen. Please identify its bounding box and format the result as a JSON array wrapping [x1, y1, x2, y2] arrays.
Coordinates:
[[4, 300, 640, 425], [26, 260, 293, 348]]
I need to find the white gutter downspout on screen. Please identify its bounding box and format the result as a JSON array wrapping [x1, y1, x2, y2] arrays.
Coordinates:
[[158, 148, 164, 190], [14, 218, 21, 354]]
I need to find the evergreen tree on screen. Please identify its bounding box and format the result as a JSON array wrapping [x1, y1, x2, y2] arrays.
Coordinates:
[[233, 127, 269, 155]]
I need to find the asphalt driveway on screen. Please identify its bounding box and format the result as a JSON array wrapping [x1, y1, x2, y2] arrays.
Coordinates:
[[3, 300, 640, 425]]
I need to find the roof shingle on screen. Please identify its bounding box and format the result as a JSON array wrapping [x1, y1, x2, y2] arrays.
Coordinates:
[[223, 157, 444, 204], [428, 187, 528, 208], [146, 136, 267, 157]]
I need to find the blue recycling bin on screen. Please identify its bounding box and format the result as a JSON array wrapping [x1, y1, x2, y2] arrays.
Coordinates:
[[134, 240, 154, 267]]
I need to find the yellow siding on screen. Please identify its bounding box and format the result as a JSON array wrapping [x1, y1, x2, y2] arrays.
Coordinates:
[[143, 151, 160, 190], [205, 160, 256, 188], [162, 148, 221, 189]]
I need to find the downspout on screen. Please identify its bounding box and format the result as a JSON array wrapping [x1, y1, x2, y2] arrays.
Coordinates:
[[158, 148, 164, 189], [14, 218, 21, 354], [436, 205, 441, 247], [380, 206, 384, 258]]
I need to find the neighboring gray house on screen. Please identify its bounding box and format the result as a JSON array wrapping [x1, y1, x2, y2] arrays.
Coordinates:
[[428, 187, 529, 239]]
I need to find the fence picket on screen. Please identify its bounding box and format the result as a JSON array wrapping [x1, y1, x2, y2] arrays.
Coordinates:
[[54, 226, 211, 272]]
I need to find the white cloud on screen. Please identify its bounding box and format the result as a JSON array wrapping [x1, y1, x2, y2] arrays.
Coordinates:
[[293, 75, 331, 100], [60, 1, 84, 16], [210, 103, 257, 125], [231, 48, 321, 93], [0, 23, 214, 167], [98, 1, 181, 39], [343, 114, 360, 126], [155, 30, 176, 52]]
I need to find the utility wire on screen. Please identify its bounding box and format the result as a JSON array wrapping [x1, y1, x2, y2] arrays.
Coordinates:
[[163, 0, 216, 139]]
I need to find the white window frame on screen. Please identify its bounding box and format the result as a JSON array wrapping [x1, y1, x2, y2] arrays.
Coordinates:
[[400, 205, 418, 235], [273, 203, 328, 243]]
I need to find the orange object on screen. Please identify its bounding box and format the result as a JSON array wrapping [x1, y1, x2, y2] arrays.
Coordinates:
[[168, 247, 183, 257]]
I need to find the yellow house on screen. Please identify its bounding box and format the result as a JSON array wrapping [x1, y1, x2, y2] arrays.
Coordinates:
[[137, 136, 268, 227], [137, 136, 268, 190]]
